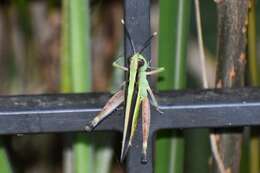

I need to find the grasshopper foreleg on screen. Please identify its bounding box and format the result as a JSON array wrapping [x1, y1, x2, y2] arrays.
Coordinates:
[[146, 67, 165, 75], [113, 58, 128, 71]]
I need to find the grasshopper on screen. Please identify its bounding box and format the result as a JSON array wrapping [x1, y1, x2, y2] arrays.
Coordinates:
[[85, 19, 164, 163]]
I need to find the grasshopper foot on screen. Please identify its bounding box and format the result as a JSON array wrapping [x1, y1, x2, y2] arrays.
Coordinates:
[[85, 122, 95, 132], [156, 108, 164, 114]]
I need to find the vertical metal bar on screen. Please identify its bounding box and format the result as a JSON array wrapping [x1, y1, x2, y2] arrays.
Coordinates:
[[123, 0, 151, 59], [123, 0, 152, 172]]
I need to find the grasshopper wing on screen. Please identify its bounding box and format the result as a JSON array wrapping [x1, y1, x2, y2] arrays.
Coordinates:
[[122, 88, 142, 160]]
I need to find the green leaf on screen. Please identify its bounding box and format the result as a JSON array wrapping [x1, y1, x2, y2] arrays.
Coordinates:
[[0, 140, 12, 173]]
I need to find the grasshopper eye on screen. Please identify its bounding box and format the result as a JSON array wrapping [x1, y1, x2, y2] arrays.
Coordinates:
[[138, 59, 145, 67]]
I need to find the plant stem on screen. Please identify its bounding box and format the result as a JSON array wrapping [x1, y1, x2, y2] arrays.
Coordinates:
[[69, 0, 91, 92], [70, 0, 92, 172], [156, 0, 191, 173], [211, 1, 248, 173], [61, 0, 93, 173], [61, 0, 71, 92]]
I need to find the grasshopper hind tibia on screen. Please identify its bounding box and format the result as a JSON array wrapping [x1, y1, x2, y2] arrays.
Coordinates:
[[141, 152, 148, 164]]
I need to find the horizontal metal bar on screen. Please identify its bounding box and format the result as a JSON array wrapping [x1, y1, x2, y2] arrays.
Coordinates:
[[0, 87, 260, 135]]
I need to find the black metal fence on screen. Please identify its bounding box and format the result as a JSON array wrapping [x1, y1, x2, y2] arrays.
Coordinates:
[[2, 88, 260, 172], [0, 0, 258, 173]]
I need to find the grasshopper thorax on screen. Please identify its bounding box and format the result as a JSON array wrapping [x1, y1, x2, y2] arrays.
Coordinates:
[[130, 53, 148, 70]]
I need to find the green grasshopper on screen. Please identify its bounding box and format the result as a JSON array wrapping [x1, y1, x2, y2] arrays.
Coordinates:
[[85, 19, 164, 163]]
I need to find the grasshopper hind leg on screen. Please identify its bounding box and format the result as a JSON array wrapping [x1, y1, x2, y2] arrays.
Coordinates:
[[141, 141, 148, 164], [85, 90, 124, 132], [141, 97, 150, 164]]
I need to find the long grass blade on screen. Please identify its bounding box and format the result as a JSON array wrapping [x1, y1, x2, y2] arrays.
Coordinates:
[[61, 1, 73, 172], [61, 0, 72, 93], [193, 1, 222, 173], [247, 0, 259, 173]]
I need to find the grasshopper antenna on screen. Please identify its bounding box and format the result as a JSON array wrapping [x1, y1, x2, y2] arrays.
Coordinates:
[[138, 32, 157, 54], [121, 19, 136, 54]]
